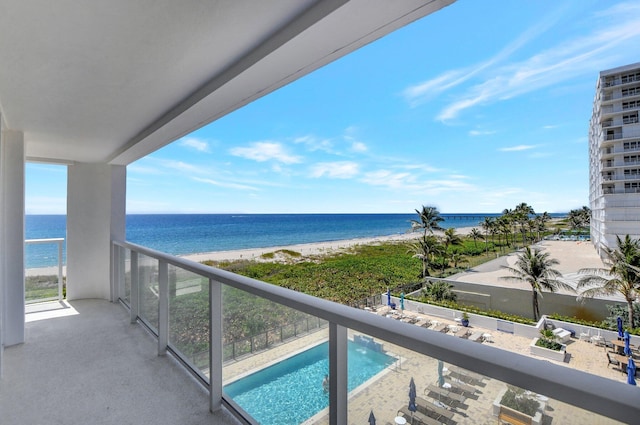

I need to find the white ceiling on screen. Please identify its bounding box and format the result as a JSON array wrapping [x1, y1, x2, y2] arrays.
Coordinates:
[[0, 0, 454, 165]]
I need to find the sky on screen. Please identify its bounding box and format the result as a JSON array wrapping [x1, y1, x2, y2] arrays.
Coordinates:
[[26, 0, 640, 215]]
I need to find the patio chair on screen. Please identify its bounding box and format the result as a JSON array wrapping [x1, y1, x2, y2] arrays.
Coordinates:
[[607, 352, 620, 370]]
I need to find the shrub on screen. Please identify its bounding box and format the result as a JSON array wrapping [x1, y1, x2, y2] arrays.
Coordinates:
[[500, 388, 540, 417]]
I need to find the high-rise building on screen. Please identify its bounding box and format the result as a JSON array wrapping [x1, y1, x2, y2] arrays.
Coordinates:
[[589, 62, 640, 256]]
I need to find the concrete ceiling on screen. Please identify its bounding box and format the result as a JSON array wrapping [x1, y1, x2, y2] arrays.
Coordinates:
[[0, 0, 454, 165]]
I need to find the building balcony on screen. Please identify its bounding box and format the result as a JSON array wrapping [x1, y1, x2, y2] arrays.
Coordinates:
[[4, 240, 639, 424], [601, 158, 640, 168], [601, 145, 640, 155], [602, 117, 639, 129], [602, 74, 640, 88], [602, 91, 640, 103]]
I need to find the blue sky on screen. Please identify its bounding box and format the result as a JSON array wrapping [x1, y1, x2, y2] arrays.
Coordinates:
[[26, 0, 640, 214]]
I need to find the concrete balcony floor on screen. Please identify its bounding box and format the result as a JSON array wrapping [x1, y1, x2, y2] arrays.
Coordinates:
[[1, 299, 242, 425]]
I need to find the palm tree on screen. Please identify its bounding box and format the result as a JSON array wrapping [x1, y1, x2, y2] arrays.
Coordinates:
[[443, 227, 462, 252], [567, 206, 591, 231], [577, 235, 640, 328], [410, 205, 444, 237], [500, 246, 573, 321], [449, 249, 467, 269], [481, 217, 495, 254], [500, 209, 514, 247], [514, 202, 535, 246], [422, 280, 457, 302], [469, 228, 482, 248], [408, 235, 443, 278]]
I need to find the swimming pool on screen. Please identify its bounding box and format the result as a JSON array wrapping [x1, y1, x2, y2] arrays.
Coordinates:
[[224, 339, 395, 424]]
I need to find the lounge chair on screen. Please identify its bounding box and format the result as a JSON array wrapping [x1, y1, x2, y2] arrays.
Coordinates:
[[444, 377, 478, 396], [455, 327, 469, 338], [446, 365, 486, 385], [431, 323, 448, 333], [468, 331, 484, 342], [415, 396, 454, 421], [426, 384, 466, 405], [397, 406, 441, 425]]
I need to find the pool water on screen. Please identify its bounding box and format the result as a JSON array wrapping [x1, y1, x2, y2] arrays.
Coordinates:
[[224, 340, 395, 424]]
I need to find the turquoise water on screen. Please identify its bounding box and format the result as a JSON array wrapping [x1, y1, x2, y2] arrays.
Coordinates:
[[224, 340, 395, 425]]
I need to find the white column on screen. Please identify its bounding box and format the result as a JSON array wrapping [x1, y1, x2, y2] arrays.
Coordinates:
[[0, 128, 25, 348], [66, 163, 125, 300]]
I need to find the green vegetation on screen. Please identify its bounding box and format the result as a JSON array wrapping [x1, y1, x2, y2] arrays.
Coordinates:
[[421, 280, 457, 302], [536, 329, 563, 351], [209, 242, 420, 304], [260, 249, 302, 260], [578, 234, 640, 328], [500, 387, 540, 417], [25, 275, 64, 301]]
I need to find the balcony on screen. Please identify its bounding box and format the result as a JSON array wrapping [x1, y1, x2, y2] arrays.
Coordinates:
[[4, 240, 639, 424], [1, 299, 241, 425]]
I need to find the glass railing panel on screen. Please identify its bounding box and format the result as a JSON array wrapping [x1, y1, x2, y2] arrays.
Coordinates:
[[222, 285, 329, 425], [123, 248, 131, 305], [168, 265, 210, 374], [25, 269, 61, 303], [25, 238, 65, 303], [137, 253, 159, 333]]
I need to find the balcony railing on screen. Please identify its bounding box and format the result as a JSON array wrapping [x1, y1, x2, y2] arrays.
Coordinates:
[[111, 240, 637, 424], [25, 238, 65, 303]]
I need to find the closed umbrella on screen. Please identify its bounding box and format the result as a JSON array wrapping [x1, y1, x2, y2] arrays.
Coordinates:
[[368, 409, 376, 425], [387, 288, 391, 307], [628, 357, 637, 386], [617, 316, 624, 339], [408, 377, 417, 417], [400, 292, 405, 311], [624, 330, 632, 356], [437, 360, 445, 387]]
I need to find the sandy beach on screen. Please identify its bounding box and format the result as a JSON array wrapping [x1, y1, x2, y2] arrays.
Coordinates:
[[181, 226, 476, 263]]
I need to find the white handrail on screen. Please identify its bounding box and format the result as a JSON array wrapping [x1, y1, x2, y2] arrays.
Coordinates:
[[112, 240, 638, 424]]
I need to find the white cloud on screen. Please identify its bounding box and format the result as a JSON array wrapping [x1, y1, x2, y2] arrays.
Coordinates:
[[180, 137, 211, 153], [294, 135, 334, 153], [310, 161, 359, 179], [499, 145, 536, 152], [409, 3, 640, 122], [350, 141, 368, 153], [542, 125, 559, 129], [469, 130, 496, 137], [397, 163, 441, 173], [361, 170, 414, 189], [229, 141, 303, 164], [192, 177, 258, 191]]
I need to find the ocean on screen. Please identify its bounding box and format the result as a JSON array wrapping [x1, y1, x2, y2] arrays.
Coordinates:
[[24, 213, 564, 269]]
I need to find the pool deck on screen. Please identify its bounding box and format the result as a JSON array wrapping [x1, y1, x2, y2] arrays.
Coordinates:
[[223, 306, 627, 425]]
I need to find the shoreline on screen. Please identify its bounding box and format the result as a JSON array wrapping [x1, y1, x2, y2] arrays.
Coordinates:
[[180, 226, 475, 263], [25, 227, 476, 274]]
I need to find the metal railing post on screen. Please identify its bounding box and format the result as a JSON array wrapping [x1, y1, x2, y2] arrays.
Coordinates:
[[209, 278, 223, 412], [158, 260, 169, 356], [130, 251, 139, 324], [329, 322, 347, 425]]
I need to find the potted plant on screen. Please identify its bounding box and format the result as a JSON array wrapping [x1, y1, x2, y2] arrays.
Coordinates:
[[493, 386, 544, 425], [461, 311, 470, 327], [530, 329, 566, 362]]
